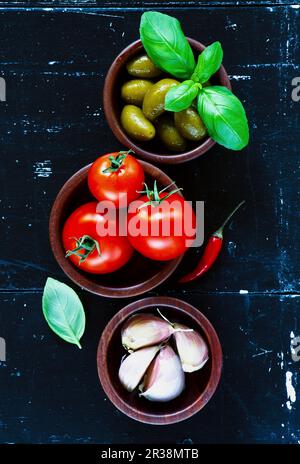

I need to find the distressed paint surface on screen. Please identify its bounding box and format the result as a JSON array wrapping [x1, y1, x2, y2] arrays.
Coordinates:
[[1, 292, 300, 443], [0, 1, 299, 444]]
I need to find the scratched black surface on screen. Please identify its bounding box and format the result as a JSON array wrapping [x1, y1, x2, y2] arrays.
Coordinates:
[[0, 1, 300, 444]]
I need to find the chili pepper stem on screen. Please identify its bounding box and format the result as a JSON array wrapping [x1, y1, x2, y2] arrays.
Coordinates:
[[213, 200, 245, 239]]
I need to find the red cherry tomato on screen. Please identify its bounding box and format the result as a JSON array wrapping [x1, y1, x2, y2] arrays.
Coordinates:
[[88, 150, 145, 208], [127, 182, 196, 261], [62, 202, 133, 274]]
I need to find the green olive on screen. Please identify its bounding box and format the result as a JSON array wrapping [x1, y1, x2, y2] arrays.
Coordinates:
[[174, 107, 207, 141], [157, 115, 187, 152], [142, 78, 179, 121], [121, 105, 155, 142], [126, 54, 162, 78], [121, 79, 153, 106]]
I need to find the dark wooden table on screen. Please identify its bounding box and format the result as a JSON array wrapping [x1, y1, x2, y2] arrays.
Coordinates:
[[0, 0, 299, 444]]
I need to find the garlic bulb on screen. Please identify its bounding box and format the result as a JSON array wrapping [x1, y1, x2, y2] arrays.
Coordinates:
[[121, 313, 173, 351], [118, 345, 160, 392], [140, 345, 185, 402], [173, 323, 209, 373]]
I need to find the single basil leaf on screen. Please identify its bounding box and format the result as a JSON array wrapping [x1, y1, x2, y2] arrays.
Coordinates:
[[42, 277, 86, 349], [165, 80, 199, 112], [193, 42, 223, 84], [140, 11, 196, 79], [197, 86, 249, 150]]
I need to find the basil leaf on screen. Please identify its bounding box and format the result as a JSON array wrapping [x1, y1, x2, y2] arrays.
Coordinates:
[[193, 42, 223, 84], [140, 11, 195, 79], [42, 277, 86, 349], [197, 86, 249, 150], [165, 80, 199, 112]]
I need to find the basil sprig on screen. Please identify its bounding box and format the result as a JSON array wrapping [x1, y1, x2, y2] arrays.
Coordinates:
[[140, 11, 195, 79], [42, 277, 86, 349], [139, 11, 249, 151]]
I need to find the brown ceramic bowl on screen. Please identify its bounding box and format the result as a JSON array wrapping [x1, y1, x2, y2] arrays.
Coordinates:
[[104, 38, 231, 165], [97, 297, 222, 425], [49, 161, 183, 298]]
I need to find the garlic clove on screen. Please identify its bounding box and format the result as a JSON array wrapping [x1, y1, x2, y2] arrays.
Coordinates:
[[118, 345, 160, 392], [140, 345, 185, 402], [121, 313, 173, 351], [173, 323, 209, 373]]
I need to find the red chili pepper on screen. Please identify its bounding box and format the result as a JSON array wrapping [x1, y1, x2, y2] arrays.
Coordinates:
[[179, 201, 245, 284]]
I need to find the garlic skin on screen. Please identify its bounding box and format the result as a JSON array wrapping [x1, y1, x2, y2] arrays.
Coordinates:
[[121, 313, 173, 351], [173, 323, 209, 373], [140, 345, 185, 402], [118, 345, 160, 392]]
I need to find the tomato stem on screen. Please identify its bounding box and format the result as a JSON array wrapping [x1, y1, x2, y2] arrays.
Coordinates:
[[138, 180, 183, 209], [65, 235, 101, 263], [102, 149, 134, 173]]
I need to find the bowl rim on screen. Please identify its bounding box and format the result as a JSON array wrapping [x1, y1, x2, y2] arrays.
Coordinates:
[[103, 38, 232, 165], [97, 296, 223, 425], [49, 161, 183, 298]]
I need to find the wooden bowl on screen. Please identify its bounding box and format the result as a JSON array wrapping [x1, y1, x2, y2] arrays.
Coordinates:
[[103, 38, 231, 165], [97, 297, 222, 425], [49, 161, 183, 298]]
